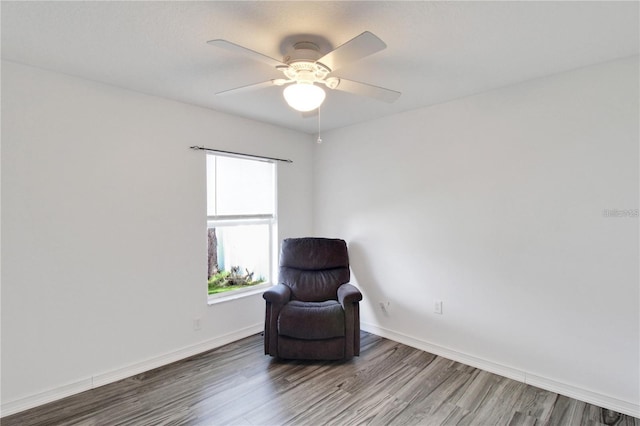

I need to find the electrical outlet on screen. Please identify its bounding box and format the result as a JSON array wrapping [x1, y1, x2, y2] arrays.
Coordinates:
[[379, 301, 390, 312], [193, 318, 201, 331], [434, 300, 443, 315]]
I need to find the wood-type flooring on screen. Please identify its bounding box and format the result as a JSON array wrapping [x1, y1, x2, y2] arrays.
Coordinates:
[[3, 332, 639, 426]]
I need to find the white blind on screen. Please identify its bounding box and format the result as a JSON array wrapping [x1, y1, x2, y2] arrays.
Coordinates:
[[206, 155, 275, 217]]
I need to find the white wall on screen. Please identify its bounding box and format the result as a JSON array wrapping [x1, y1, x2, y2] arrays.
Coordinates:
[[1, 61, 313, 412], [314, 57, 639, 414], [2, 55, 638, 417]]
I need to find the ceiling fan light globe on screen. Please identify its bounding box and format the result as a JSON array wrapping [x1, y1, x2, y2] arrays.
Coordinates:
[[283, 83, 326, 112]]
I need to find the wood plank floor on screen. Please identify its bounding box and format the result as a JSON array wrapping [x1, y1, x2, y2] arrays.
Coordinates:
[[3, 332, 639, 425]]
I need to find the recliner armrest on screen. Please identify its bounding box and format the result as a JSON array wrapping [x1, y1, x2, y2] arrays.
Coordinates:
[[337, 283, 362, 308], [263, 284, 291, 304]]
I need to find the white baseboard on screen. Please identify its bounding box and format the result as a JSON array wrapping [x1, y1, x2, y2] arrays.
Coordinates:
[[0, 378, 94, 419], [361, 321, 640, 418], [1, 324, 263, 418], [3, 323, 638, 419], [525, 373, 640, 419]]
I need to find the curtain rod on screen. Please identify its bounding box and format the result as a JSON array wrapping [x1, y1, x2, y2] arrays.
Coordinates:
[[189, 146, 293, 163]]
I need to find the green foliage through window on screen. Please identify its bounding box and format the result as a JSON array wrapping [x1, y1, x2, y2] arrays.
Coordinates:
[[208, 266, 265, 295]]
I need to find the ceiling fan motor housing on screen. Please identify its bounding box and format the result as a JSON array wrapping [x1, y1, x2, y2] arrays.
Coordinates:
[[281, 42, 331, 82]]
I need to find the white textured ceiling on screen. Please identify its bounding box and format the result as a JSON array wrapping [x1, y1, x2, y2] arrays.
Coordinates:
[[2, 1, 638, 134]]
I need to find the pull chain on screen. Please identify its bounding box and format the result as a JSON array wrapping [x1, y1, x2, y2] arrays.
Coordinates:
[[317, 106, 322, 144]]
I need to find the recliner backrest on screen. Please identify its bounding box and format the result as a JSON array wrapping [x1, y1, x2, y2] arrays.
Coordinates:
[[279, 238, 350, 302]]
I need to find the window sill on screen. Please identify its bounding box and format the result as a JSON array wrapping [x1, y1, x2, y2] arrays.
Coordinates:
[[207, 282, 272, 305]]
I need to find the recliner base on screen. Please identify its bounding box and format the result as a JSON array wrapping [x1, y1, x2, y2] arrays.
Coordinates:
[[276, 336, 347, 360]]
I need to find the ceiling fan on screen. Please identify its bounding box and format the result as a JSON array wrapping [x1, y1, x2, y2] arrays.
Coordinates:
[[207, 31, 401, 112]]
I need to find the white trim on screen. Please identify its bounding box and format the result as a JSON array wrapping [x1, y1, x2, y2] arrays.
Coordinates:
[[361, 322, 525, 383], [0, 323, 263, 418], [0, 378, 92, 419], [207, 282, 270, 304], [207, 216, 274, 227], [4, 323, 637, 419], [525, 373, 640, 419], [361, 321, 640, 418]]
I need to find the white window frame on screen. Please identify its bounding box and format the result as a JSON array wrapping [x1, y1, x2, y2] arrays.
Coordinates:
[[206, 153, 277, 304]]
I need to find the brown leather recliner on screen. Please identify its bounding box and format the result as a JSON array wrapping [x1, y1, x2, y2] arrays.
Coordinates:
[[263, 237, 363, 360]]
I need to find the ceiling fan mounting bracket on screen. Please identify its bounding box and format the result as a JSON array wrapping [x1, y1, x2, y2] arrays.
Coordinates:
[[285, 41, 323, 62], [324, 77, 340, 90]]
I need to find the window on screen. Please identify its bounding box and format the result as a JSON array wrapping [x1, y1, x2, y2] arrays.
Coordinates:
[[206, 154, 276, 299]]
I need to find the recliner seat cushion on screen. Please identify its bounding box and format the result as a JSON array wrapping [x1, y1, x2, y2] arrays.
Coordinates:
[[278, 300, 345, 340]]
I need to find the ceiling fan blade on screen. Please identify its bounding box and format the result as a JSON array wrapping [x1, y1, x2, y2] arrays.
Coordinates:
[[216, 80, 277, 96], [317, 31, 387, 72], [334, 78, 401, 103], [207, 39, 286, 68]]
